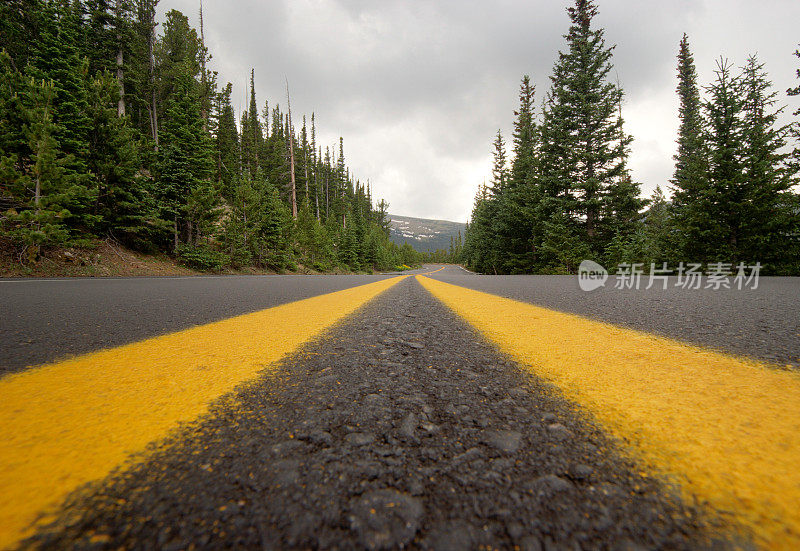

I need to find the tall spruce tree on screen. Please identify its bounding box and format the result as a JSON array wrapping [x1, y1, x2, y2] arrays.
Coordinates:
[[28, 1, 97, 231], [489, 130, 508, 197], [788, 45, 800, 172], [703, 58, 745, 261], [670, 34, 710, 261], [538, 0, 639, 265], [240, 70, 262, 176], [1, 74, 73, 256], [495, 76, 540, 272], [157, 70, 215, 249], [87, 70, 163, 247], [738, 55, 797, 272], [214, 82, 239, 199]]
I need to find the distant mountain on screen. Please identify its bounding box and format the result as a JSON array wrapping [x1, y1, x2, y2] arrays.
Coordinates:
[[388, 214, 466, 252]]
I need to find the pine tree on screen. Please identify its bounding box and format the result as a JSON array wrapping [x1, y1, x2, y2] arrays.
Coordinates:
[[214, 82, 239, 199], [240, 70, 262, 176], [788, 44, 800, 170], [87, 70, 164, 247], [156, 9, 201, 125], [495, 76, 540, 272], [462, 183, 496, 273], [127, 0, 159, 144], [670, 33, 710, 261], [538, 0, 639, 264], [510, 76, 537, 190], [703, 58, 745, 261], [737, 55, 797, 272], [1, 74, 73, 257], [489, 130, 508, 196], [0, 0, 40, 70], [27, 1, 97, 232], [157, 70, 216, 250]]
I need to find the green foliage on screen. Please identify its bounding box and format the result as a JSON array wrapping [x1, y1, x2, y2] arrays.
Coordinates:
[[0, 2, 400, 273], [0, 63, 76, 253], [464, 0, 643, 274], [464, 7, 798, 276], [176, 243, 228, 272]]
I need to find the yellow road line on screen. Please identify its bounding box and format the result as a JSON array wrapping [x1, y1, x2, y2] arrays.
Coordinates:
[[417, 275, 800, 550], [0, 276, 404, 549]]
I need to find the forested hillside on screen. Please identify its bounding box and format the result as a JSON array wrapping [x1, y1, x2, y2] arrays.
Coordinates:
[[389, 215, 465, 253], [0, 0, 421, 272], [463, 0, 800, 275]]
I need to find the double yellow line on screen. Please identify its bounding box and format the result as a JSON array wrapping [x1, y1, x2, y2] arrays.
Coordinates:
[[0, 276, 404, 549], [4, 271, 799, 549], [417, 275, 800, 550]]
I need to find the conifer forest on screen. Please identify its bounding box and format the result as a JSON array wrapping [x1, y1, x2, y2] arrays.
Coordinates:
[[0, 0, 421, 272], [462, 2, 800, 275], [1, 0, 799, 274]]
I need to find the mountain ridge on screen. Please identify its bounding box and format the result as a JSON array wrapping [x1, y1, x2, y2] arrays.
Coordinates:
[[388, 214, 466, 253]]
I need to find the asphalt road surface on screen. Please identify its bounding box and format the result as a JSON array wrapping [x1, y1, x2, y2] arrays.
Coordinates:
[[21, 277, 717, 550], [427, 265, 800, 369], [0, 270, 422, 375], [2, 265, 798, 549]]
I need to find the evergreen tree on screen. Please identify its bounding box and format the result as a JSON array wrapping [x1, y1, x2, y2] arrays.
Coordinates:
[[1, 74, 73, 258], [788, 44, 800, 170], [87, 70, 163, 247], [240, 70, 262, 175], [27, 1, 97, 231], [214, 82, 239, 199], [737, 55, 797, 272], [538, 0, 639, 263], [670, 34, 710, 261], [127, 0, 159, 143], [157, 70, 216, 250], [0, 0, 40, 70], [489, 130, 508, 196], [703, 58, 745, 261], [495, 76, 540, 272]]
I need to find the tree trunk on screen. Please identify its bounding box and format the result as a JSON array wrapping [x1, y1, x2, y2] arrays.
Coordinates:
[[303, 146, 309, 202], [314, 169, 320, 221], [286, 80, 297, 219], [199, 1, 208, 132], [148, 14, 158, 149], [34, 174, 41, 221], [116, 47, 125, 116]]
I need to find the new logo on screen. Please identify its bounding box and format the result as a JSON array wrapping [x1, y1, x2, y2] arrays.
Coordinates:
[[578, 260, 608, 291]]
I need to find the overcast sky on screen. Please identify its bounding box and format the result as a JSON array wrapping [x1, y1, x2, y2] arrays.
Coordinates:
[[158, 0, 800, 222]]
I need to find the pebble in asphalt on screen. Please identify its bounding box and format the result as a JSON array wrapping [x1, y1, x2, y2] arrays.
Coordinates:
[[26, 277, 729, 550]]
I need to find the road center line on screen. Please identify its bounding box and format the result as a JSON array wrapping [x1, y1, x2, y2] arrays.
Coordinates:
[[417, 275, 800, 550], [0, 275, 404, 550]]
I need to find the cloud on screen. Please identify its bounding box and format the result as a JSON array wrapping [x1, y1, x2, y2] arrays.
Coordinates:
[[162, 0, 800, 222]]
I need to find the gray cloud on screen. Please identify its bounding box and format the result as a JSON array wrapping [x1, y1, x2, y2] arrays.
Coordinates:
[[162, 0, 800, 221]]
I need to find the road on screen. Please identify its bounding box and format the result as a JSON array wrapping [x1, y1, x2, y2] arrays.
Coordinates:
[[1, 265, 799, 549], [0, 271, 408, 375], [427, 266, 800, 369]]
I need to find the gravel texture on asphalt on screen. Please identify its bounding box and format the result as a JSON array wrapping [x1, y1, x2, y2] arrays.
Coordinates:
[[25, 276, 726, 550], [0, 273, 408, 376], [429, 266, 800, 369]]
